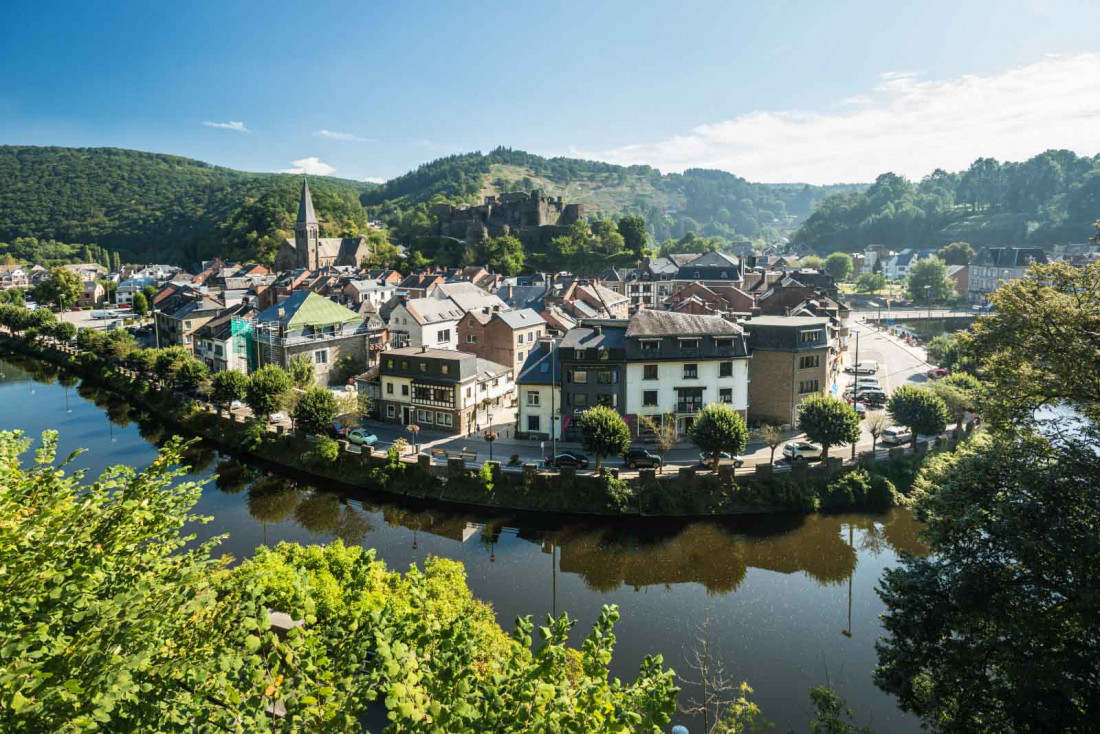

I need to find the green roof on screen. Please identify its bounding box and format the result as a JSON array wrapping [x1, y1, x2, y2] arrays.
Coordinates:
[[256, 291, 360, 330]]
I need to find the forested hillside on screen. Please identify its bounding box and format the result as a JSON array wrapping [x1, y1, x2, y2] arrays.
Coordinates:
[[792, 150, 1100, 253], [364, 147, 863, 243], [0, 147, 371, 265]]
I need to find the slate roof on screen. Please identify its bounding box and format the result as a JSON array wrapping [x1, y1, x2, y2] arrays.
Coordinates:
[[624, 309, 742, 337], [560, 323, 628, 349], [495, 308, 545, 330], [403, 297, 465, 325], [297, 178, 318, 223], [517, 346, 561, 385], [432, 281, 509, 313], [971, 247, 1048, 267]]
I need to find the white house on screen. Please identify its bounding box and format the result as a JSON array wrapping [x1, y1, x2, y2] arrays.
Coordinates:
[[387, 297, 465, 350]]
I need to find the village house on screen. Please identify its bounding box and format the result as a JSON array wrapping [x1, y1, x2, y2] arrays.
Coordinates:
[[377, 346, 514, 435], [967, 247, 1047, 303], [623, 310, 751, 436], [251, 291, 369, 385], [193, 302, 256, 373], [557, 320, 629, 441], [386, 297, 465, 350], [744, 316, 836, 427], [457, 307, 546, 374], [515, 339, 562, 440], [154, 289, 224, 348]]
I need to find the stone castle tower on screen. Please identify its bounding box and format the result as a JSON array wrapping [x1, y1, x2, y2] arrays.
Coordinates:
[[294, 178, 320, 269]]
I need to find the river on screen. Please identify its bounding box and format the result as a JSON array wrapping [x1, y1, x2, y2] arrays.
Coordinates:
[[0, 355, 926, 732]]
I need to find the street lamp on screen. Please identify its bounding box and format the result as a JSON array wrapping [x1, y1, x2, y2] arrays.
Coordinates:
[[484, 430, 498, 462], [924, 284, 932, 320], [407, 423, 420, 456]]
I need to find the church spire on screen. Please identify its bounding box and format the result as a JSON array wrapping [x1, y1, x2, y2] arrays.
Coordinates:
[[297, 177, 318, 224]]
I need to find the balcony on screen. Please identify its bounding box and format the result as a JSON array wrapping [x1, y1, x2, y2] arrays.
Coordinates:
[[676, 402, 703, 414]]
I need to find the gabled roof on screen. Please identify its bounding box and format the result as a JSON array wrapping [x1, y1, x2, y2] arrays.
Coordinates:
[[683, 251, 740, 268], [402, 297, 465, 325], [255, 291, 359, 330], [495, 308, 545, 330], [517, 346, 560, 385]]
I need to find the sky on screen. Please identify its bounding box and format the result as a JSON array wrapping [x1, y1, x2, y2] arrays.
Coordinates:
[[1, 0, 1098, 184]]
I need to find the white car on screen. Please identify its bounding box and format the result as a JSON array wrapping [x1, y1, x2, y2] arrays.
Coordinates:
[[855, 377, 882, 389], [844, 360, 879, 375], [783, 441, 822, 461], [880, 427, 913, 445], [230, 399, 245, 411], [268, 412, 288, 424]]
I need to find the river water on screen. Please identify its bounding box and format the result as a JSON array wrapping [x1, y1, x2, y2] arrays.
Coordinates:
[[0, 356, 926, 732]]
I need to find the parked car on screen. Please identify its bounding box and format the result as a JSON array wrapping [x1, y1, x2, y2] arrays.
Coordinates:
[[622, 448, 663, 469], [853, 403, 867, 419], [880, 427, 913, 445], [268, 412, 288, 424], [843, 360, 878, 375], [926, 367, 949, 379], [330, 422, 348, 439], [698, 451, 745, 468], [855, 377, 882, 388], [347, 428, 378, 446], [229, 400, 245, 411], [856, 390, 888, 406], [544, 452, 589, 469], [783, 441, 822, 461]]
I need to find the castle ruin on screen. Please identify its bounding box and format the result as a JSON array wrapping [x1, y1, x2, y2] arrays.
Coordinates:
[[433, 190, 584, 245]]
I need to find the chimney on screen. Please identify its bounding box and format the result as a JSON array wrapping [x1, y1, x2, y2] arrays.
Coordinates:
[[421, 345, 427, 353], [594, 324, 602, 335]]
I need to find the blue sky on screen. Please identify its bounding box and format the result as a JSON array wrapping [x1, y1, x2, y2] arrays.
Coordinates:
[[2, 0, 1098, 183]]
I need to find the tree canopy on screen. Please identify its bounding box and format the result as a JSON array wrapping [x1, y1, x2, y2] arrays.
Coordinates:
[[797, 393, 861, 460], [689, 403, 749, 468], [578, 406, 631, 472], [906, 256, 956, 302]]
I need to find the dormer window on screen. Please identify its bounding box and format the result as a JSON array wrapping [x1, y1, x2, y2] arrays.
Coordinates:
[[575, 348, 586, 360], [639, 339, 660, 351], [678, 337, 700, 350]]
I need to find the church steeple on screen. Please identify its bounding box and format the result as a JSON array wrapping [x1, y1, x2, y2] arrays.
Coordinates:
[[297, 177, 318, 224], [294, 177, 320, 268]]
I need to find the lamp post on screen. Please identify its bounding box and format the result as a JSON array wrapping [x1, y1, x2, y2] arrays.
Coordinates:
[[484, 430, 497, 462], [924, 284, 932, 320], [407, 423, 420, 456]]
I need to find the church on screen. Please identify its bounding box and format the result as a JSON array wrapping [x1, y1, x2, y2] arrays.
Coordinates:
[[274, 178, 373, 270]]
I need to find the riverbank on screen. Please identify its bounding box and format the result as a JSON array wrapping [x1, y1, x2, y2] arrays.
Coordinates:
[[0, 332, 959, 518]]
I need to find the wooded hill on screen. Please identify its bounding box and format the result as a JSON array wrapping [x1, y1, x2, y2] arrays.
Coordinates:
[[0, 146, 373, 265], [791, 150, 1100, 253]]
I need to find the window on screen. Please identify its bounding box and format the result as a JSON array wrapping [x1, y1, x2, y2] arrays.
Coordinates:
[[386, 382, 394, 394], [597, 370, 614, 385], [401, 384, 409, 397], [715, 338, 733, 348], [527, 415, 541, 432], [479, 382, 487, 392], [437, 329, 451, 344], [466, 334, 477, 343], [492, 378, 499, 387], [679, 338, 700, 350], [799, 330, 821, 344], [386, 358, 394, 369], [719, 388, 732, 403], [640, 339, 660, 352], [597, 394, 615, 408], [436, 412, 452, 427], [441, 364, 450, 375], [417, 409, 433, 423], [683, 364, 698, 379], [401, 360, 409, 370], [386, 405, 396, 418], [573, 370, 588, 384], [639, 364, 658, 382], [799, 379, 820, 394], [799, 354, 820, 369], [517, 351, 524, 362], [419, 361, 427, 373], [719, 361, 733, 377], [466, 387, 472, 398], [575, 349, 586, 360], [573, 393, 589, 408], [598, 348, 609, 361], [184, 320, 192, 330], [527, 390, 540, 406], [643, 390, 658, 407]]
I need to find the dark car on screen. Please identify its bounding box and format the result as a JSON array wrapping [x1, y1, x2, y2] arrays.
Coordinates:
[[622, 448, 662, 470], [544, 452, 589, 469], [329, 423, 348, 439]]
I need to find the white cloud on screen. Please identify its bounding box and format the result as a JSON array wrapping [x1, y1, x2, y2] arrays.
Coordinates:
[[202, 120, 250, 132], [585, 53, 1100, 183], [317, 129, 370, 142], [279, 157, 337, 176]]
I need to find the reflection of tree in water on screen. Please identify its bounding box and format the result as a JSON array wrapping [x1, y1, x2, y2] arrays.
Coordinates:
[[179, 441, 216, 475], [136, 415, 166, 446], [214, 459, 257, 494], [246, 476, 301, 524], [27, 361, 60, 385], [293, 491, 373, 545], [104, 397, 133, 429], [58, 373, 80, 390]]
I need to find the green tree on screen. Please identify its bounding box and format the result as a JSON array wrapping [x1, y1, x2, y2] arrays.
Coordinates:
[[617, 214, 648, 257], [965, 260, 1100, 426], [131, 291, 149, 317], [689, 403, 749, 469], [141, 284, 158, 304], [796, 393, 860, 460], [801, 255, 825, 270], [824, 252, 853, 280], [935, 241, 974, 265], [808, 685, 874, 734], [479, 235, 525, 276], [876, 432, 1100, 732], [886, 385, 949, 447], [37, 266, 83, 311], [854, 271, 886, 293], [577, 405, 631, 473], [246, 364, 292, 419], [287, 353, 316, 388], [212, 369, 249, 412], [175, 358, 209, 392], [926, 380, 972, 432], [907, 256, 955, 302], [293, 386, 339, 435], [152, 346, 190, 385], [51, 320, 76, 343]]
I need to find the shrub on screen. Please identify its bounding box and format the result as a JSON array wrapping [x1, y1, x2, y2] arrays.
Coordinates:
[[306, 436, 340, 466], [478, 462, 494, 493], [598, 468, 632, 512], [820, 470, 872, 510], [234, 419, 267, 452]]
